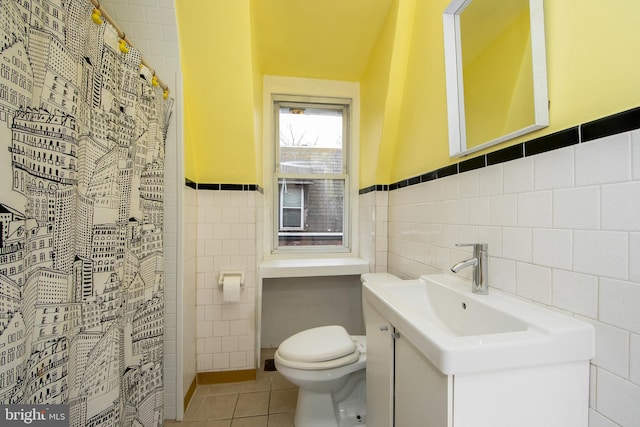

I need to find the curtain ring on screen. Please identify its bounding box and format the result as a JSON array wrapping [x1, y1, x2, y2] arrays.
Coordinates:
[[91, 3, 103, 25], [119, 35, 129, 53]]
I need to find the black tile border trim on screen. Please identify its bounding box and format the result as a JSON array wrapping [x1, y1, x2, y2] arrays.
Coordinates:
[[359, 185, 376, 194], [459, 155, 486, 173], [185, 180, 263, 193], [186, 106, 640, 196], [361, 106, 640, 194], [487, 143, 523, 165], [524, 127, 579, 157], [581, 106, 640, 143], [185, 178, 197, 189]]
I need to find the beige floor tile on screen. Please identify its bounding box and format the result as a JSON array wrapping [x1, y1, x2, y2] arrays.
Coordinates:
[[178, 371, 299, 427], [268, 388, 298, 414], [183, 420, 232, 427], [196, 394, 239, 420], [183, 394, 207, 421], [270, 373, 295, 391], [256, 369, 276, 384], [234, 391, 270, 417], [230, 415, 269, 427], [164, 420, 232, 427], [267, 412, 295, 427], [197, 382, 243, 396], [237, 375, 271, 393]]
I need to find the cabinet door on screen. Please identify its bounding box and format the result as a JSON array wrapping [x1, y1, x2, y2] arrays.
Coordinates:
[[364, 300, 394, 427], [394, 334, 452, 427]]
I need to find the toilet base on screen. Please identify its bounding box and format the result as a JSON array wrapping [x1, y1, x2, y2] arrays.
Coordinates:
[[293, 370, 366, 427], [294, 390, 338, 427], [338, 397, 366, 427], [294, 391, 367, 427]]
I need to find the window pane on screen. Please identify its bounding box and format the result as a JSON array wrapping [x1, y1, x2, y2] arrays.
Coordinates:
[[279, 107, 343, 174], [278, 179, 344, 247], [282, 185, 302, 207], [282, 209, 301, 228]]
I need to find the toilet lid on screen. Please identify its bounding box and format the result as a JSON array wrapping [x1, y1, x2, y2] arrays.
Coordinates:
[[278, 325, 356, 363], [275, 347, 360, 370]]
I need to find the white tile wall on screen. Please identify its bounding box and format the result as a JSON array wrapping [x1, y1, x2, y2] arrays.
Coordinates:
[[358, 191, 376, 271], [532, 228, 572, 270], [504, 156, 534, 193], [359, 190, 389, 273], [573, 231, 628, 280], [630, 233, 640, 282], [196, 190, 256, 372], [534, 147, 574, 189], [101, 0, 180, 86], [100, 0, 182, 420], [595, 369, 640, 426], [633, 131, 640, 180], [631, 334, 640, 385], [575, 134, 631, 186], [601, 181, 640, 231], [553, 186, 600, 229], [369, 130, 640, 427]]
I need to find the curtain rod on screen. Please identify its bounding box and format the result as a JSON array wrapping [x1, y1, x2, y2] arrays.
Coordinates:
[[89, 0, 169, 94]]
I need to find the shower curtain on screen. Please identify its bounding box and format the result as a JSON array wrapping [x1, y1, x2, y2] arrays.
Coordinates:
[[0, 0, 173, 425]]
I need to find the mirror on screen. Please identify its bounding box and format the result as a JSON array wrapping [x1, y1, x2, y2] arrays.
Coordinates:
[[443, 0, 548, 157]]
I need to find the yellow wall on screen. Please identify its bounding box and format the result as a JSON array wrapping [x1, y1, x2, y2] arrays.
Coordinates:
[[379, 0, 640, 183], [360, 0, 402, 188], [181, 96, 198, 181], [376, 0, 451, 183], [177, 0, 640, 186], [249, 5, 264, 187], [175, 0, 257, 183]]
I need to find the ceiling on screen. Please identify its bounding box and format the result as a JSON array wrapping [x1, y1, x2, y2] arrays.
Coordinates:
[[250, 0, 394, 81]]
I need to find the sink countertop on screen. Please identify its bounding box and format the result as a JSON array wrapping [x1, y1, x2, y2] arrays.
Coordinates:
[[260, 257, 369, 278], [363, 273, 595, 375]]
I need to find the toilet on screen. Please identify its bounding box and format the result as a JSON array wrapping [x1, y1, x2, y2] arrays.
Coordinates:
[[274, 325, 366, 427], [274, 273, 402, 427]]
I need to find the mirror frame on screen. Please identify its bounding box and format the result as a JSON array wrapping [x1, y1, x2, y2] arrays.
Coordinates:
[[443, 0, 549, 158]]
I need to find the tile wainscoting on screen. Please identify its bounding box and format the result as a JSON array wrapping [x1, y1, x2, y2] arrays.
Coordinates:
[[359, 107, 640, 426]]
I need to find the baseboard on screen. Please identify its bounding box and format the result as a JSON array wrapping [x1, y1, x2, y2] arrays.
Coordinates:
[[197, 369, 257, 385], [183, 375, 197, 412]]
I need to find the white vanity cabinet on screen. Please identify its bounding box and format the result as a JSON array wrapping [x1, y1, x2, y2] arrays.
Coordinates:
[[363, 300, 394, 427], [364, 300, 590, 427], [394, 334, 451, 426], [365, 300, 452, 427]]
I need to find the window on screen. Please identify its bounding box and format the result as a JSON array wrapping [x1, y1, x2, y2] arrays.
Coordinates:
[[279, 182, 304, 230], [263, 77, 360, 257], [273, 99, 349, 250]]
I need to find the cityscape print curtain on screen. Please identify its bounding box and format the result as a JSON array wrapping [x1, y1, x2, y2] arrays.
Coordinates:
[[0, 0, 172, 425]]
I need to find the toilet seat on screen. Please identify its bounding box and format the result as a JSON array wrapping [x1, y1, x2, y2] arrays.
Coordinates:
[[276, 325, 360, 370]]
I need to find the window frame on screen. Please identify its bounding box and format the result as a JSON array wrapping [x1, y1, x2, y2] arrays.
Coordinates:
[[279, 181, 305, 231], [274, 98, 350, 250], [262, 76, 360, 258]]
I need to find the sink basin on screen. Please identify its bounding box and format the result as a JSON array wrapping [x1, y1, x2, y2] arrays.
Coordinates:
[[363, 273, 594, 374], [384, 279, 528, 337]]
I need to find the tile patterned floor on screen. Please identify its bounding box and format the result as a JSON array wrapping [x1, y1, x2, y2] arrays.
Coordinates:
[[165, 349, 297, 427]]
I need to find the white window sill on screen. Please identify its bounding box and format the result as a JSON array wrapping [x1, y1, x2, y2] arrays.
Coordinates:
[[260, 257, 370, 279]]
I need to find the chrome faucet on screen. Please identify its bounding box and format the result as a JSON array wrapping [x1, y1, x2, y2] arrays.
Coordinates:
[[451, 243, 488, 295]]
